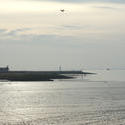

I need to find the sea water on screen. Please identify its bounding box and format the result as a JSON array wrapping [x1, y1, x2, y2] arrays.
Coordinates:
[[0, 70, 125, 125]]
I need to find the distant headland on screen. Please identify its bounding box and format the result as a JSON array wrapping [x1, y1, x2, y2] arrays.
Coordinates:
[[0, 66, 95, 81]]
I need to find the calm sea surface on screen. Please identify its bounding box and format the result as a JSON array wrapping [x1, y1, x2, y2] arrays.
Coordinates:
[[0, 70, 125, 125]]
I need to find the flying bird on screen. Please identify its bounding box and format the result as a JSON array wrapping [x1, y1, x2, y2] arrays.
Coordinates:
[[60, 9, 65, 12]]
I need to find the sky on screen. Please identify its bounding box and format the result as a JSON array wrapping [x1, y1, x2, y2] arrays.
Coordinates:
[[0, 0, 125, 70]]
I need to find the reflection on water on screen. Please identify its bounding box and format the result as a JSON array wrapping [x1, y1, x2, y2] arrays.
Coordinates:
[[0, 70, 125, 125]]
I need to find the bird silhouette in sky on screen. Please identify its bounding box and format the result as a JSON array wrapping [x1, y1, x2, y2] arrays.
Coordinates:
[[60, 9, 65, 12]]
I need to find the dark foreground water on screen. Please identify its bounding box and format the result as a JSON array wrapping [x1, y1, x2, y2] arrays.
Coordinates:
[[0, 70, 125, 125]]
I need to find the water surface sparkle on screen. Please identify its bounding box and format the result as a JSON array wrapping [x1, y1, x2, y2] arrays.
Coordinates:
[[0, 70, 125, 125]]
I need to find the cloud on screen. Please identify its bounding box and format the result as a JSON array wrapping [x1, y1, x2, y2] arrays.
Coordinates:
[[0, 28, 31, 37], [92, 6, 117, 10], [60, 25, 88, 30], [6, 28, 31, 36], [33, 0, 125, 3]]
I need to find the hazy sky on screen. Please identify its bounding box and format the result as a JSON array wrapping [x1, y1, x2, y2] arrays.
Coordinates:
[[0, 0, 125, 70]]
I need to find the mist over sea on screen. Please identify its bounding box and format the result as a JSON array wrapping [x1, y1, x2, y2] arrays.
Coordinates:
[[0, 70, 125, 125]]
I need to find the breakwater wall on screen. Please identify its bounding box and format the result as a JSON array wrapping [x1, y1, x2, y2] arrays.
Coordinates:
[[0, 70, 94, 81]]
